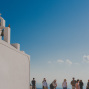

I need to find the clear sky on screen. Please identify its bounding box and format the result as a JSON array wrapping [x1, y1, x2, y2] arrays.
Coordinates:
[[1, 0, 89, 88]]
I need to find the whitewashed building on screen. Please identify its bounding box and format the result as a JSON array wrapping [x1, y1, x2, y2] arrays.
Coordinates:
[[0, 14, 30, 89]]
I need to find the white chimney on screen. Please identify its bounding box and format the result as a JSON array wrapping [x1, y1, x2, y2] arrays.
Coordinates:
[[4, 27, 10, 44], [11, 43, 20, 50], [0, 29, 2, 40]]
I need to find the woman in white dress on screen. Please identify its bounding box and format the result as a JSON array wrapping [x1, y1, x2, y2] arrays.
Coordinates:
[[62, 79, 67, 89]]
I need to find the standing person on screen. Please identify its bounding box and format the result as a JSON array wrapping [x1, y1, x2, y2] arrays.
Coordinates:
[[62, 79, 67, 89], [42, 79, 48, 89], [42, 78, 46, 89], [30, 84, 32, 89], [75, 80, 80, 89], [52, 79, 57, 89], [86, 80, 89, 89], [31, 78, 36, 89], [71, 78, 76, 89], [42, 78, 46, 83], [50, 82, 54, 89], [79, 80, 83, 89]]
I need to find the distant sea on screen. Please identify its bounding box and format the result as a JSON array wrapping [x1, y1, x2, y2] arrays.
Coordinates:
[[37, 88, 86, 89], [37, 88, 70, 89]]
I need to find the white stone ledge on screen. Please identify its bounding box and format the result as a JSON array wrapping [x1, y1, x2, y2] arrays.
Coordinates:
[[0, 39, 30, 61]]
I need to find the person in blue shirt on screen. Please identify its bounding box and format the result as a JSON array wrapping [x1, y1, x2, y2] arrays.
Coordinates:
[[42, 78, 48, 89]]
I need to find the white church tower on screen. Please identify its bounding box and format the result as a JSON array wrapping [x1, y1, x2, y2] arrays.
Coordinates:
[[0, 14, 30, 89], [0, 14, 10, 43]]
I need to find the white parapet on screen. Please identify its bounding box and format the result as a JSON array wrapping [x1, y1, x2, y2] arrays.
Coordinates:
[[11, 43, 20, 50], [4, 27, 10, 44]]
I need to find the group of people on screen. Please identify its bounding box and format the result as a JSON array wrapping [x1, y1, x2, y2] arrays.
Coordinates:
[[71, 78, 89, 89], [70, 78, 83, 89], [30, 77, 89, 89]]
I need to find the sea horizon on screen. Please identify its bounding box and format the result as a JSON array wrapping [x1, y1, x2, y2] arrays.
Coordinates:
[[37, 88, 70, 89], [35, 83, 86, 89], [37, 88, 86, 89]]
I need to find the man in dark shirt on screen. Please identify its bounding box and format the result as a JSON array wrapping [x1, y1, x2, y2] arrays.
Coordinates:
[[86, 80, 89, 89], [79, 80, 83, 89], [71, 78, 76, 89], [31, 78, 36, 89]]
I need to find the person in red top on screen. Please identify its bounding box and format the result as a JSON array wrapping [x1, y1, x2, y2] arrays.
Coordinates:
[[75, 80, 80, 89]]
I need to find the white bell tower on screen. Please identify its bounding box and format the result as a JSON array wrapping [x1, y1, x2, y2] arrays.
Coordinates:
[[0, 14, 10, 44], [0, 14, 5, 27]]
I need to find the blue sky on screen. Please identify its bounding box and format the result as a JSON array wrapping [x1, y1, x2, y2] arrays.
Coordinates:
[[1, 0, 89, 88]]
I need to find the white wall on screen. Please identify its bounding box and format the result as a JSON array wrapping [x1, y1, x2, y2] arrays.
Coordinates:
[[0, 40, 30, 89]]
